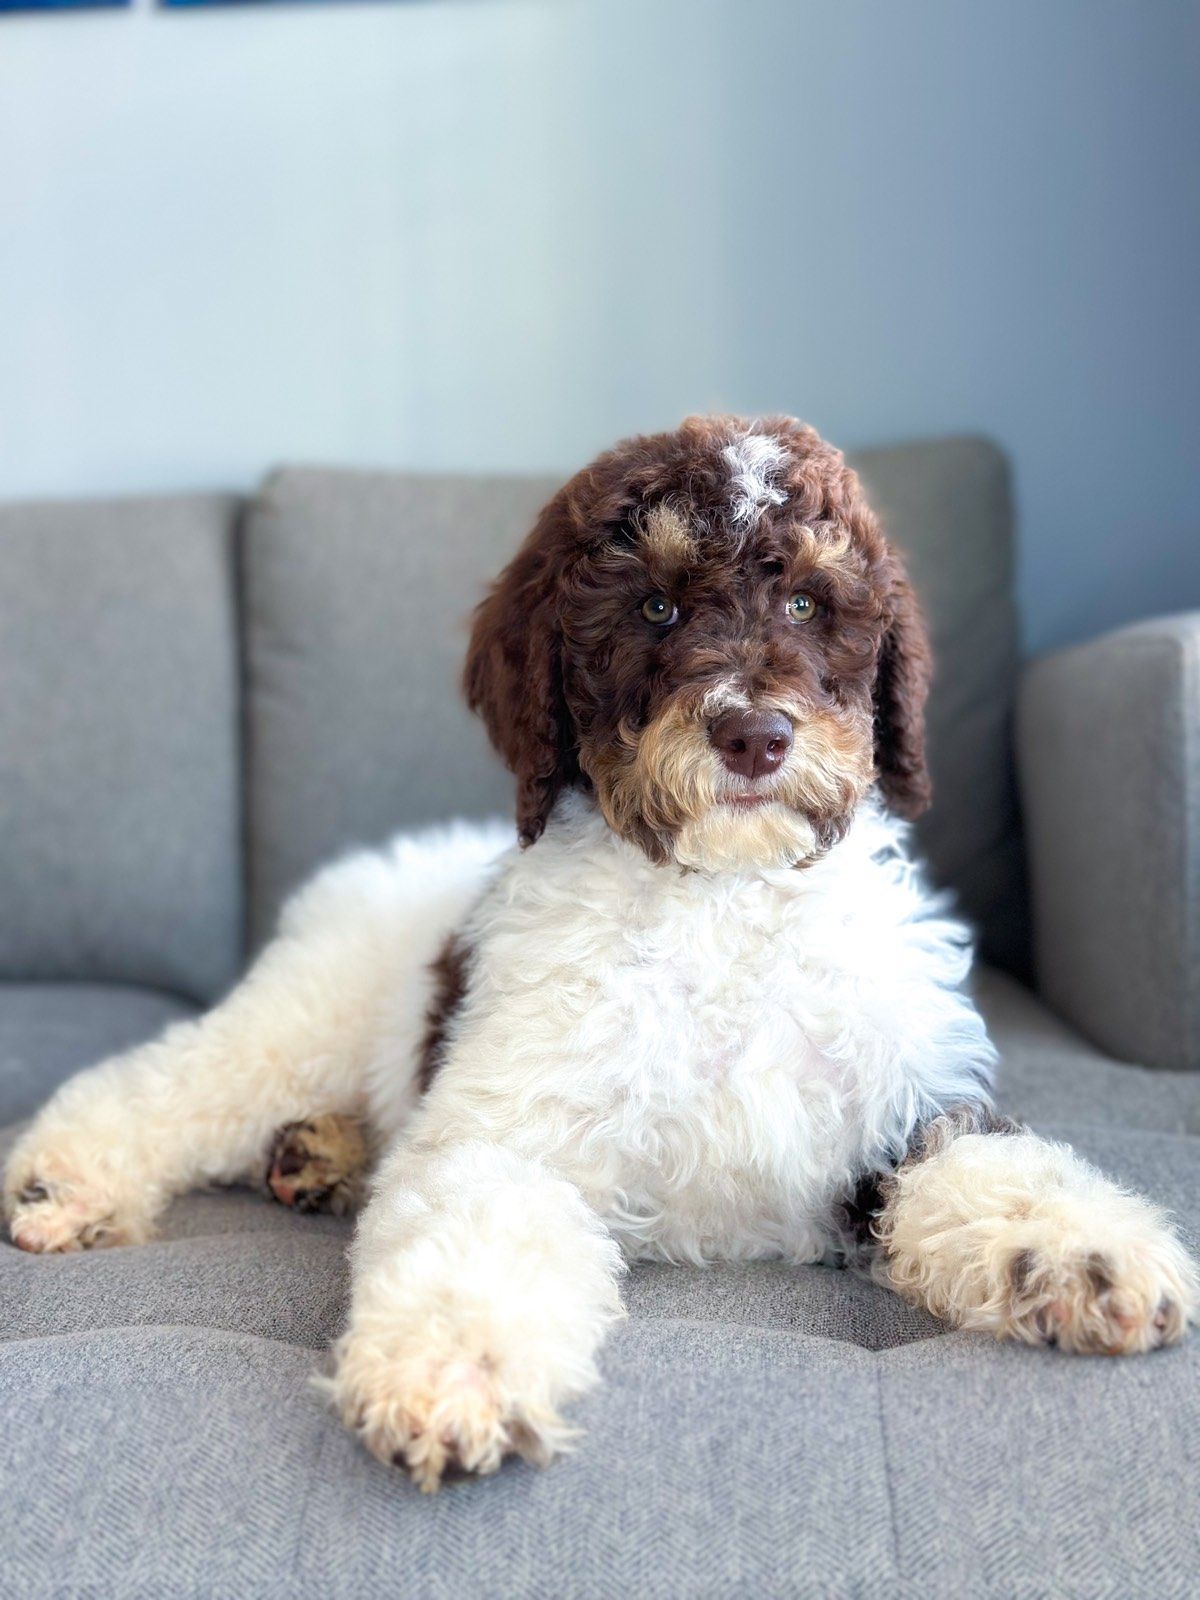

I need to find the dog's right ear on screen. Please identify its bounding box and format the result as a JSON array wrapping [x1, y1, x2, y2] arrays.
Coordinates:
[[464, 497, 577, 846]]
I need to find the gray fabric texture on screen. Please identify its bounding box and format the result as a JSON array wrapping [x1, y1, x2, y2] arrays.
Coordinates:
[[242, 468, 558, 949], [0, 494, 243, 1001], [243, 442, 1024, 966], [854, 438, 1026, 975], [2, 1112, 1197, 1600], [0, 983, 195, 1124], [5, 1321, 1197, 1600], [975, 967, 1200, 1135], [1019, 612, 1200, 1071]]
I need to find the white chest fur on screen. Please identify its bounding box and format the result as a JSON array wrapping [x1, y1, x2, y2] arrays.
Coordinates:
[[411, 794, 994, 1265]]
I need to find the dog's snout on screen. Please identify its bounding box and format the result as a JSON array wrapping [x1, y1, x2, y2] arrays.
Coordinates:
[[708, 709, 793, 780]]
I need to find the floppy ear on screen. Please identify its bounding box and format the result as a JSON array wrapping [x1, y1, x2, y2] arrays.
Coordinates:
[[873, 550, 933, 819], [463, 505, 577, 845]]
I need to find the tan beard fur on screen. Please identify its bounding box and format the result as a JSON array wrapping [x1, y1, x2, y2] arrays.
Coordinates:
[[591, 699, 874, 872]]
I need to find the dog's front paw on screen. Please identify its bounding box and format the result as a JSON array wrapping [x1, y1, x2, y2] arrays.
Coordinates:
[[882, 1130, 1200, 1356], [327, 1332, 571, 1492], [1002, 1223, 1198, 1355], [4, 1158, 150, 1253]]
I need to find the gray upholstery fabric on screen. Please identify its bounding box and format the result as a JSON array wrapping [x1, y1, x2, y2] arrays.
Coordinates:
[[0, 982, 195, 1124], [2, 1104, 1198, 1600], [242, 468, 558, 948], [978, 968, 1200, 1135], [854, 438, 1025, 975], [5, 1321, 1198, 1600], [0, 495, 243, 1001], [243, 443, 1024, 964], [1019, 612, 1200, 1071]]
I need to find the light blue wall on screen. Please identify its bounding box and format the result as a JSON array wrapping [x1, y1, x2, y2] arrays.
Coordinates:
[[1, 0, 1196, 653]]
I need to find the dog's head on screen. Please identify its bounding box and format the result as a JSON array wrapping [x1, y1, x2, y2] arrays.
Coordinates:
[[465, 415, 930, 871]]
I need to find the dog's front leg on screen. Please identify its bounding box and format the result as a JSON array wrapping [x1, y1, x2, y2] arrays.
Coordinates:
[[876, 1108, 1199, 1354], [328, 1137, 625, 1490]]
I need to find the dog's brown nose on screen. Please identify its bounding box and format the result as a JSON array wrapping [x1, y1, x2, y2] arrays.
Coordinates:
[[708, 709, 793, 780]]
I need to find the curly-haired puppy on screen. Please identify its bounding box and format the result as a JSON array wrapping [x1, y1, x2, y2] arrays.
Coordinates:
[[6, 416, 1197, 1490]]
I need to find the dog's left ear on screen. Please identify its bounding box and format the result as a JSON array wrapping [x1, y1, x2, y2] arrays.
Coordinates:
[[872, 548, 933, 819], [463, 497, 577, 845]]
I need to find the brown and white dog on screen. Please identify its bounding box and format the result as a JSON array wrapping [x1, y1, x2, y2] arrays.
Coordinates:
[[6, 416, 1197, 1491]]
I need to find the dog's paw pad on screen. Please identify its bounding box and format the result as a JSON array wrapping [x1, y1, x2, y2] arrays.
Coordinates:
[[1007, 1242, 1196, 1355], [266, 1114, 367, 1216], [5, 1172, 135, 1254], [331, 1343, 566, 1492]]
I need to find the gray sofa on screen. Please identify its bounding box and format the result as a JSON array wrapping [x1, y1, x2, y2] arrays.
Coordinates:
[[3, 440, 1198, 1599]]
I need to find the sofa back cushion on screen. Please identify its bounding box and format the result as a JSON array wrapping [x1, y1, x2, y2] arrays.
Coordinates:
[[243, 470, 557, 950], [243, 440, 1025, 969], [0, 495, 243, 1001], [854, 438, 1026, 974]]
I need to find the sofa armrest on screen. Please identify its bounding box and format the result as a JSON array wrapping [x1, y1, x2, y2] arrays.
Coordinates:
[[1017, 613, 1200, 1070]]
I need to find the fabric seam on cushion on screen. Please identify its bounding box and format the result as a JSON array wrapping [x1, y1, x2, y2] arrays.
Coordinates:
[[613, 1314, 944, 1358], [0, 973, 204, 1008], [875, 1364, 905, 1583], [0, 1323, 315, 1356], [291, 1408, 330, 1581]]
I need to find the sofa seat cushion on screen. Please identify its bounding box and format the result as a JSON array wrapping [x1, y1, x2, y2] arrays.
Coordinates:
[[4, 1198, 1199, 1599], [980, 967, 1200, 1135], [0, 982, 197, 1126], [3, 1321, 1197, 1600]]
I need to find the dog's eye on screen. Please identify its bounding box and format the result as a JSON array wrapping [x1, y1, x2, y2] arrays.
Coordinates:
[[787, 593, 818, 624], [640, 595, 679, 625]]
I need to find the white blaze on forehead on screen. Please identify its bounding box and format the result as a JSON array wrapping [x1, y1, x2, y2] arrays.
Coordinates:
[[722, 432, 788, 527]]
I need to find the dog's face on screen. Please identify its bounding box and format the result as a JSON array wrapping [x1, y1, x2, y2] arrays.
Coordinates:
[[465, 415, 931, 871]]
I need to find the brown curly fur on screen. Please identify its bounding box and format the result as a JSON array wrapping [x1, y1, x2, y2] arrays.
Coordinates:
[[464, 414, 932, 857]]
